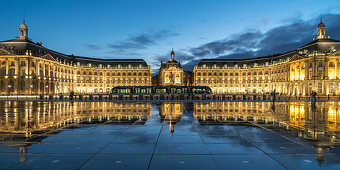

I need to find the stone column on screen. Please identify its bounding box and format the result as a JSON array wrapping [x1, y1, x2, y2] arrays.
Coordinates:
[[324, 58, 329, 79]]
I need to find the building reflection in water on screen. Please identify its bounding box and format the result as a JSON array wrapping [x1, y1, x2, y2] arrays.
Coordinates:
[[194, 102, 340, 141], [1, 101, 340, 166], [159, 102, 184, 134], [194, 101, 340, 167], [0, 101, 151, 136]]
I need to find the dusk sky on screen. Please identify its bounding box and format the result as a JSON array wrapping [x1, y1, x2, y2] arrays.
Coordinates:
[[1, 0, 340, 74]]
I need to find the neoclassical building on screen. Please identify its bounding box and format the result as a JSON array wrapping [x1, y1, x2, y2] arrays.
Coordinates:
[[157, 50, 192, 86], [0, 21, 151, 95], [194, 20, 340, 96]]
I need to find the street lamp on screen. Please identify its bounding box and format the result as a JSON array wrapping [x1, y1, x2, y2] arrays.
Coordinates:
[[8, 85, 11, 96], [30, 85, 33, 95]]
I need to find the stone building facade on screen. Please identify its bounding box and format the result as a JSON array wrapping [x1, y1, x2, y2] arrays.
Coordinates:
[[157, 50, 192, 86], [0, 21, 151, 95], [194, 20, 340, 96]]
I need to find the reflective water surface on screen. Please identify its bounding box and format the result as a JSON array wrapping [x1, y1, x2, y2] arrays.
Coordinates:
[[0, 101, 340, 169]]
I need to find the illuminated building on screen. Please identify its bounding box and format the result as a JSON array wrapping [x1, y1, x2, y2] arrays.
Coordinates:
[[194, 20, 340, 96], [0, 21, 151, 95], [157, 49, 192, 86]]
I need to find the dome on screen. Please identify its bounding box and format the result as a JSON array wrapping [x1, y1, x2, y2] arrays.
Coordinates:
[[171, 50, 175, 57], [20, 23, 28, 30], [318, 20, 325, 28]]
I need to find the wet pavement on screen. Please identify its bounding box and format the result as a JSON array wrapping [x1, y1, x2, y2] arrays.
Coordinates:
[[0, 101, 340, 169]]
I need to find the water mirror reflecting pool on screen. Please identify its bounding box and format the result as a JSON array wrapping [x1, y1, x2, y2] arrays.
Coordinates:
[[0, 101, 340, 169]]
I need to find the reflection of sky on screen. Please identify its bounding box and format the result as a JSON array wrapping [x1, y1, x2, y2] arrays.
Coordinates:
[[1, 0, 340, 74]]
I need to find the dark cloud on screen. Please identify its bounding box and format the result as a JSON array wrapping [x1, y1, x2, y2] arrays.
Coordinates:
[[108, 29, 179, 53], [85, 44, 101, 50], [173, 13, 340, 70], [148, 13, 340, 76]]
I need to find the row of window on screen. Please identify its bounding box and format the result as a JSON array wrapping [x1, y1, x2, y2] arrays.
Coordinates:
[[196, 71, 271, 76]]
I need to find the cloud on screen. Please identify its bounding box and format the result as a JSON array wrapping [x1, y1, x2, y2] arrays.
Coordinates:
[[168, 13, 340, 71], [84, 44, 101, 50], [107, 29, 179, 53]]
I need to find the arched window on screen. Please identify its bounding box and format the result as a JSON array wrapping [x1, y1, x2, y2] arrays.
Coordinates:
[[1, 67, 6, 76]]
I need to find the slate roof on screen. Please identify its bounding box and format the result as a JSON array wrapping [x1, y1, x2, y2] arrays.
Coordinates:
[[0, 38, 148, 67], [197, 38, 340, 68]]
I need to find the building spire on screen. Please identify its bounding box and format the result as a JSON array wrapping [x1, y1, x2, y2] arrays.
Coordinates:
[[170, 48, 175, 61], [19, 19, 28, 39], [316, 18, 326, 39]]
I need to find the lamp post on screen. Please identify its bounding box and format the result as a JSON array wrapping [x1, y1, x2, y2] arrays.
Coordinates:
[[45, 85, 48, 96], [30, 85, 33, 95], [8, 85, 11, 96]]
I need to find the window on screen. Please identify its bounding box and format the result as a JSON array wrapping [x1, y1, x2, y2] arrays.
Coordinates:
[[318, 61, 323, 67], [329, 83, 335, 93], [329, 62, 335, 67], [21, 69, 25, 76], [9, 68, 15, 76], [21, 61, 26, 66], [318, 70, 322, 77], [318, 83, 323, 93], [10, 61, 15, 66]]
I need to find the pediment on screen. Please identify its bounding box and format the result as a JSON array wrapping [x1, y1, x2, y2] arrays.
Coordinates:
[[289, 54, 305, 62], [40, 54, 57, 61]]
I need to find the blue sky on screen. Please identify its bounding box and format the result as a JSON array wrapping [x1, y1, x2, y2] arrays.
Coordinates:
[[1, 0, 340, 74]]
